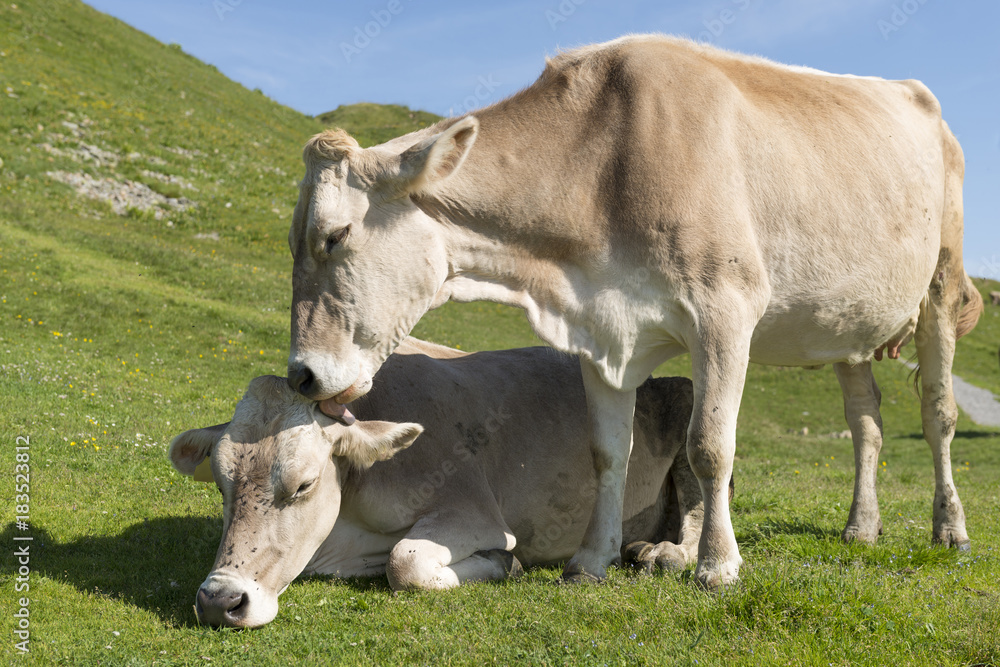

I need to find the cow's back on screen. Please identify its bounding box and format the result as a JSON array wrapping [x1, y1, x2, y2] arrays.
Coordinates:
[[435, 35, 955, 370], [596, 39, 948, 366]]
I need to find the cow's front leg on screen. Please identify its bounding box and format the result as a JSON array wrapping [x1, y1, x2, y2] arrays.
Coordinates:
[[562, 360, 637, 583], [689, 332, 752, 590], [834, 361, 884, 544], [386, 509, 518, 591], [624, 452, 714, 572]]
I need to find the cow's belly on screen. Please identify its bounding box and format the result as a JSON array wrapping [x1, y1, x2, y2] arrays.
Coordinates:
[[743, 229, 937, 367], [748, 297, 923, 367], [507, 477, 595, 567], [505, 429, 674, 567]]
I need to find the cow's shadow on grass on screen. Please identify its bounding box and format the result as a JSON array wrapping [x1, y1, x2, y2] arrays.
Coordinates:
[[2, 517, 221, 628], [1, 518, 416, 627], [737, 518, 840, 551], [903, 430, 1000, 440], [298, 573, 396, 595]]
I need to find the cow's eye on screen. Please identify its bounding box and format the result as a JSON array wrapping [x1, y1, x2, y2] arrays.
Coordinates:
[[292, 480, 313, 499], [324, 226, 350, 254]]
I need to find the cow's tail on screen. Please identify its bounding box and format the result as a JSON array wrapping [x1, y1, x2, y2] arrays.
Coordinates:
[[955, 274, 983, 341], [941, 119, 982, 342], [909, 120, 983, 395], [910, 273, 982, 395]]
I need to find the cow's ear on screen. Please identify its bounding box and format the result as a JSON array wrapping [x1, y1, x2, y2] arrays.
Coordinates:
[[169, 423, 229, 475], [395, 116, 478, 193], [332, 420, 423, 469]]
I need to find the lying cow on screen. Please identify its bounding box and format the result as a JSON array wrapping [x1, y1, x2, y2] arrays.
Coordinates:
[[170, 338, 706, 628]]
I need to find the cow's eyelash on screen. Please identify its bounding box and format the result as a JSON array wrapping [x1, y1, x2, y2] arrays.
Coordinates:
[[324, 226, 350, 254], [290, 480, 314, 499]]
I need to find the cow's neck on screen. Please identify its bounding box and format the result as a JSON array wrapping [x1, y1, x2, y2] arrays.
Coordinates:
[[414, 173, 672, 389], [414, 101, 597, 327], [442, 223, 586, 346]]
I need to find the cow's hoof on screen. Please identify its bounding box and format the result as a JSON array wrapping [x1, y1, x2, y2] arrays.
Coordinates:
[[653, 545, 688, 572], [622, 541, 656, 574], [622, 541, 688, 573], [841, 525, 880, 545], [932, 533, 971, 553], [476, 549, 524, 579], [694, 560, 740, 591], [558, 562, 604, 584], [508, 554, 525, 578]]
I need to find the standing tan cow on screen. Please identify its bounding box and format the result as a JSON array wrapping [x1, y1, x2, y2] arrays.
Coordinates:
[[285, 35, 982, 588]]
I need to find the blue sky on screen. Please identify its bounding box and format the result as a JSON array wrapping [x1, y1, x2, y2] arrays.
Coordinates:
[[87, 0, 999, 275]]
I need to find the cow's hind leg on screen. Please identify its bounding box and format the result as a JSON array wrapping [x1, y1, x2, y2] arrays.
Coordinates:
[[386, 509, 520, 591], [914, 122, 982, 551], [915, 290, 969, 551], [834, 361, 884, 544]]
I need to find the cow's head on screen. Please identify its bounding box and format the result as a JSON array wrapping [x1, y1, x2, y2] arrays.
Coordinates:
[[169, 375, 422, 628], [286, 118, 479, 404]]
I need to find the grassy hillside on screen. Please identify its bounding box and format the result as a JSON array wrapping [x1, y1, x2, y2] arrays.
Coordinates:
[[1, 2, 998, 665], [317, 102, 442, 147]]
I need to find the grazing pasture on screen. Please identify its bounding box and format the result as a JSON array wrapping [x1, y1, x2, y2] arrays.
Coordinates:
[[1, 1, 999, 664]]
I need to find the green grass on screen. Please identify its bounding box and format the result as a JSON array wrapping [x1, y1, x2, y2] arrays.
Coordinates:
[[954, 278, 1000, 398], [1, 1, 999, 665]]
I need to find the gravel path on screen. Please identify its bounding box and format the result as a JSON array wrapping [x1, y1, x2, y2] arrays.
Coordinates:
[[951, 374, 1000, 428], [898, 360, 1000, 428]]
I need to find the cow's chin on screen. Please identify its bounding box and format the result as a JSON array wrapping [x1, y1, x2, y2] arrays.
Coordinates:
[[334, 375, 372, 403]]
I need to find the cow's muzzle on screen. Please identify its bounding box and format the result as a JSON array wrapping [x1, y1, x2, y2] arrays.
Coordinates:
[[195, 585, 249, 628], [287, 351, 369, 403]]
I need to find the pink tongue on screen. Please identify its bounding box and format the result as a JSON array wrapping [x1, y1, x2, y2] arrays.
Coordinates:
[[319, 399, 356, 425]]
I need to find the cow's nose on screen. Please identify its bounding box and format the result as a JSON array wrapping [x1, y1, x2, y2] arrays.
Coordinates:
[[288, 364, 315, 396], [195, 586, 249, 627]]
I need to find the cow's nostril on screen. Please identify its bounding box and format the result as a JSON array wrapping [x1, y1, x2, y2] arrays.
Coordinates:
[[196, 587, 211, 616], [196, 586, 248, 626], [289, 365, 315, 396], [224, 592, 248, 620]]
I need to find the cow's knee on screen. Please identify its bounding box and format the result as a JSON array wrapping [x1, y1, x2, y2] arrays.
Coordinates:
[[386, 538, 456, 591], [686, 422, 734, 486]]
